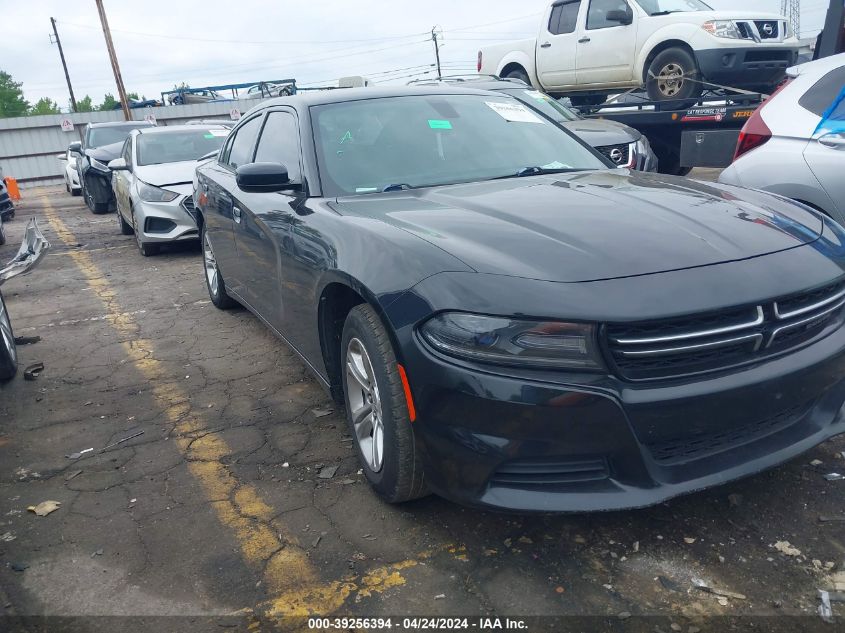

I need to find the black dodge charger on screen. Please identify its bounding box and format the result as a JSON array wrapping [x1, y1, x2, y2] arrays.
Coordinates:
[[195, 87, 845, 512]]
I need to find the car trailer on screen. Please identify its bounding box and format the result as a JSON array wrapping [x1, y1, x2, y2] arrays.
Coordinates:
[[160, 79, 299, 105]]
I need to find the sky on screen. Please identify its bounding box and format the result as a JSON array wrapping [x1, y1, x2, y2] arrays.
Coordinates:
[[0, 0, 834, 111]]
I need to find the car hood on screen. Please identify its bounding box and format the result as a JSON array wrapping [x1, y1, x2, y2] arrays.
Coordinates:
[[696, 11, 787, 21], [135, 161, 197, 188], [333, 171, 823, 283], [559, 119, 638, 147], [88, 141, 125, 162]]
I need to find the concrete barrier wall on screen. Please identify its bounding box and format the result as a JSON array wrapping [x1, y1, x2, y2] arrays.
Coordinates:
[[0, 99, 265, 189]]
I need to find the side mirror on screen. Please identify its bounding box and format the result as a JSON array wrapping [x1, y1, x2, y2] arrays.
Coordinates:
[[68, 141, 82, 156], [108, 158, 129, 171], [606, 8, 633, 25], [236, 162, 295, 192]]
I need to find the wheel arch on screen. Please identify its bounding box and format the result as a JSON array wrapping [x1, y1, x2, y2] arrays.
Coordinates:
[[317, 276, 402, 403], [640, 38, 699, 85]]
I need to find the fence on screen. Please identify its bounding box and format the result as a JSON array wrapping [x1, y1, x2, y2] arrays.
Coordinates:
[[0, 99, 263, 189]]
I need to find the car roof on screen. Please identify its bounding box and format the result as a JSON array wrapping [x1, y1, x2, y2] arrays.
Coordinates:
[[256, 86, 512, 110], [410, 76, 530, 91], [87, 120, 155, 129], [135, 124, 227, 135]]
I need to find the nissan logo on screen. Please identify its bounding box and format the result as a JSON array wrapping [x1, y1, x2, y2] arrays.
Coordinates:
[[609, 148, 625, 164], [762, 23, 774, 35]]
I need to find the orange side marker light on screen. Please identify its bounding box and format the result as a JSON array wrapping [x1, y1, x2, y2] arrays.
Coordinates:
[[397, 364, 417, 422]]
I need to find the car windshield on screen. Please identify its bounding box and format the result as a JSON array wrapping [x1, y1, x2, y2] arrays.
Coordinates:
[[137, 129, 228, 166], [88, 125, 148, 148], [501, 89, 581, 122], [312, 94, 607, 196], [634, 0, 712, 15]]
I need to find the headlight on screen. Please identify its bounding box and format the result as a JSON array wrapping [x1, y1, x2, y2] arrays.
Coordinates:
[[420, 312, 605, 370], [702, 20, 743, 39], [138, 182, 179, 203], [89, 157, 110, 172]]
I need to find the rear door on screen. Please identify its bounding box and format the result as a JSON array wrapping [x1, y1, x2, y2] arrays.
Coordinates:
[[201, 114, 264, 297], [535, 0, 582, 90], [801, 65, 845, 221], [233, 108, 304, 331], [576, 0, 638, 85]]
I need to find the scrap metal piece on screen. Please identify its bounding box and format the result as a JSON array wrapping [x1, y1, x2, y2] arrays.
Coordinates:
[[23, 362, 44, 381], [0, 218, 50, 286], [99, 430, 144, 453], [66, 447, 94, 460], [819, 590, 834, 623]]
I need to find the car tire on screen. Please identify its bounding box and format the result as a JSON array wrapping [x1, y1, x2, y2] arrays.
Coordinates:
[[66, 182, 70, 194], [504, 68, 531, 86], [83, 176, 109, 214], [0, 292, 18, 381], [71, 188, 81, 198], [341, 304, 428, 504], [646, 48, 702, 101], [0, 221, 6, 246], [202, 223, 237, 309], [117, 208, 134, 235]]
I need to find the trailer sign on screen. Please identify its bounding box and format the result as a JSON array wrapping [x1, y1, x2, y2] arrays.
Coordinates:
[[682, 107, 727, 123]]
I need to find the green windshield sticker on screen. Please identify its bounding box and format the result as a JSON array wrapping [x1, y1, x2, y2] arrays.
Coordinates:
[[340, 130, 353, 144], [428, 119, 453, 130], [204, 134, 215, 139]]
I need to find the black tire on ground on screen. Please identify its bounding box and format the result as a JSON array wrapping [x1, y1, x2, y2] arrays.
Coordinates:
[[117, 208, 134, 235], [570, 95, 607, 108], [66, 182, 70, 193], [201, 222, 237, 309], [83, 176, 110, 214], [71, 188, 81, 197], [341, 304, 428, 504], [0, 292, 18, 381], [504, 68, 531, 86], [0, 221, 5, 246], [646, 47, 702, 101]]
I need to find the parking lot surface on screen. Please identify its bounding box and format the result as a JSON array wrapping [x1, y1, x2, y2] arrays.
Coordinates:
[[1, 183, 845, 630]]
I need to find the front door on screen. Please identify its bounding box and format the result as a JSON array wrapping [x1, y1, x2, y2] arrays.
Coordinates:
[[536, 1, 582, 90], [576, 0, 637, 85]]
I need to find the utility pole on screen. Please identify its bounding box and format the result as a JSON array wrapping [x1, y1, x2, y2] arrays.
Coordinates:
[[50, 18, 78, 113], [779, 0, 800, 39], [431, 26, 443, 80], [94, 0, 131, 121]]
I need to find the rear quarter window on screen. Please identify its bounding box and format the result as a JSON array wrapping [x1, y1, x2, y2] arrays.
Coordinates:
[[798, 66, 845, 117]]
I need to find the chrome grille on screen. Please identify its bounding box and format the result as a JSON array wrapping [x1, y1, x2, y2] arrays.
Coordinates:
[[754, 20, 780, 39], [595, 142, 632, 167], [606, 279, 845, 381], [181, 196, 197, 222]]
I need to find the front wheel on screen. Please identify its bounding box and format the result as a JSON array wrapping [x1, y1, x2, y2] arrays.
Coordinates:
[[646, 47, 702, 101], [117, 208, 134, 235], [341, 304, 428, 503], [0, 292, 18, 381]]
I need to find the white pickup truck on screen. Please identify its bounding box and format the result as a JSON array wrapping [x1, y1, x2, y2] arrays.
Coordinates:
[[478, 0, 800, 105]]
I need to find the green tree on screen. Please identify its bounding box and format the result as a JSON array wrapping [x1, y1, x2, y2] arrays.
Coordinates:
[[99, 93, 118, 111], [76, 95, 94, 112], [0, 70, 30, 118], [29, 97, 60, 115], [126, 92, 140, 101]]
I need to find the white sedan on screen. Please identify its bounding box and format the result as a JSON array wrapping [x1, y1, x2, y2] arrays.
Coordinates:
[[56, 146, 82, 196], [720, 53, 845, 225], [108, 125, 228, 256]]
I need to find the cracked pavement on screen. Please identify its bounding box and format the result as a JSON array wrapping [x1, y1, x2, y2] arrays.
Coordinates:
[[1, 182, 845, 631]]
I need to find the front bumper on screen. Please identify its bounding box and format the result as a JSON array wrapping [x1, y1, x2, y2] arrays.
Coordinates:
[[400, 323, 845, 512], [134, 195, 199, 244], [695, 46, 799, 90]]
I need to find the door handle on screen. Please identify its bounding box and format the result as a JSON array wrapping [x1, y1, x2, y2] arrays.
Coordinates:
[[540, 42, 552, 48], [818, 134, 845, 149], [579, 37, 591, 43], [233, 206, 242, 224]]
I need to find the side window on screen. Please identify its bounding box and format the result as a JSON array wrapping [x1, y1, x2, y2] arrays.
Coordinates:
[[226, 116, 263, 169], [798, 66, 845, 117], [549, 1, 580, 35], [122, 138, 132, 166], [587, 0, 629, 30], [253, 112, 302, 182]]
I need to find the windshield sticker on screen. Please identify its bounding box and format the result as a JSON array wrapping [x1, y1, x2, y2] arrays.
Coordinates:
[[340, 130, 353, 144], [485, 101, 544, 124], [206, 129, 229, 137], [524, 90, 549, 102], [428, 119, 453, 130]]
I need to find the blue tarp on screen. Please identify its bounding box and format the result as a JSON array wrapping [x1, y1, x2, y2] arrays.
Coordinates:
[[814, 84, 845, 137]]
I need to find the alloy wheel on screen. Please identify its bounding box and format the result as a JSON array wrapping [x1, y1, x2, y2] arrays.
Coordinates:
[[204, 234, 219, 297], [657, 63, 685, 98], [0, 298, 17, 366], [345, 337, 384, 473]]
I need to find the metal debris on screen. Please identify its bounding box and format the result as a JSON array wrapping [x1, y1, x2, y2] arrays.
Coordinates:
[[318, 465, 339, 479], [23, 362, 44, 381], [824, 473, 845, 481], [27, 500, 61, 517], [66, 447, 93, 460], [64, 470, 82, 481], [0, 532, 16, 542], [99, 430, 144, 453], [13, 335, 40, 345], [312, 408, 333, 418], [694, 582, 747, 601], [819, 590, 834, 623]]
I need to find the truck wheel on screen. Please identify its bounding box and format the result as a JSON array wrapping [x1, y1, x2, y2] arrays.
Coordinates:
[[504, 68, 531, 86], [646, 48, 701, 101]]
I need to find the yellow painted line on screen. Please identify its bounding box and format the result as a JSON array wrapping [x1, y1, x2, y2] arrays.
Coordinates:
[[39, 194, 419, 620]]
